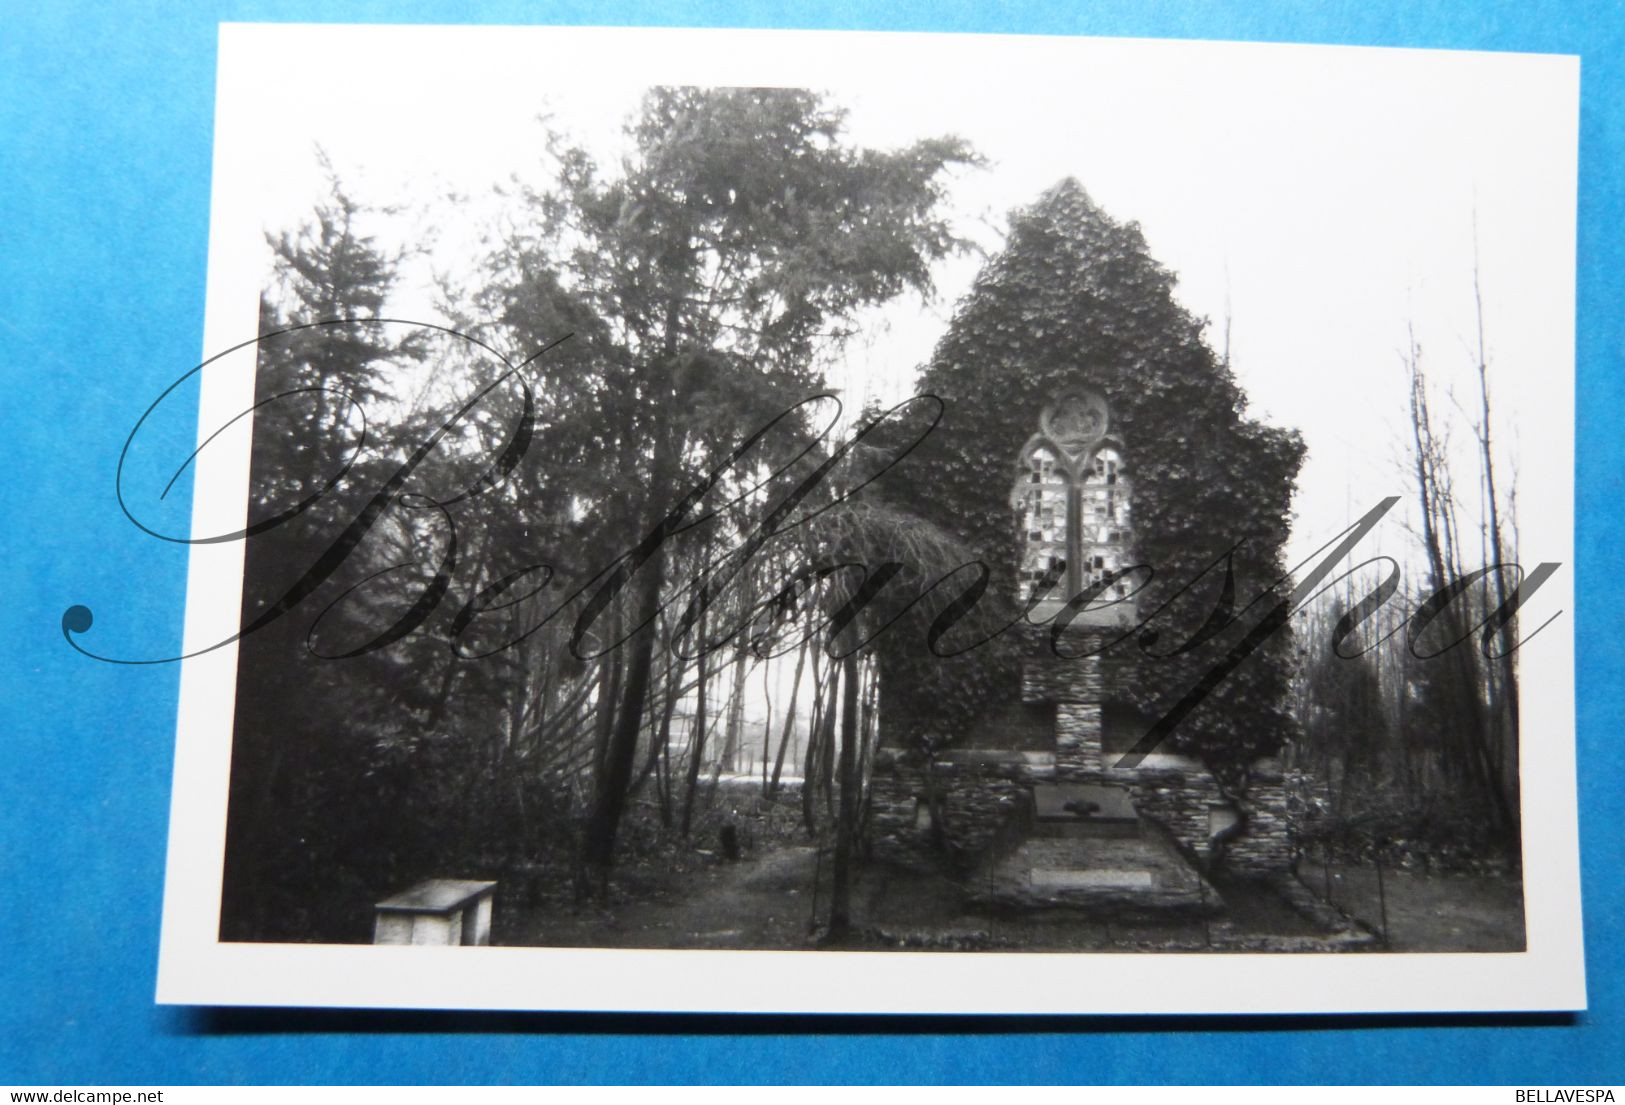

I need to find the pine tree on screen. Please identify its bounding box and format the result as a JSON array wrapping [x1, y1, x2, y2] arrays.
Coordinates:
[[221, 174, 428, 940]]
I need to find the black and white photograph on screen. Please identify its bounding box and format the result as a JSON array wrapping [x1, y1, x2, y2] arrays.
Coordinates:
[[146, 24, 1580, 1013]]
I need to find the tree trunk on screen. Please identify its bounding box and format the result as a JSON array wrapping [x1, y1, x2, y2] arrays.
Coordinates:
[[630, 649, 681, 803], [759, 655, 774, 787], [768, 639, 807, 798], [681, 622, 712, 837], [591, 622, 620, 781], [827, 628, 861, 940], [1471, 259, 1521, 827], [1407, 340, 1516, 842], [720, 644, 747, 773], [580, 543, 665, 893], [802, 649, 827, 833], [820, 678, 837, 823]]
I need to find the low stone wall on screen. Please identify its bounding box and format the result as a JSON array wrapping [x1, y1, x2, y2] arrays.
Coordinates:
[[873, 634, 1297, 878], [869, 750, 1052, 870], [870, 747, 1296, 876], [1222, 766, 1296, 875], [867, 754, 934, 870], [1101, 763, 1226, 865]]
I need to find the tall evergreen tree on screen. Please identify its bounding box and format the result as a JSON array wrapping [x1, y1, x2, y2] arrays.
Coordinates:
[[221, 177, 429, 940], [481, 87, 979, 887]]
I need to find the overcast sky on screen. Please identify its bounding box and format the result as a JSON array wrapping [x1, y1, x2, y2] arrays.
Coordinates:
[[214, 24, 1578, 576]]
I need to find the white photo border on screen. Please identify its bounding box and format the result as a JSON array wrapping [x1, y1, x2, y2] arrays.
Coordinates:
[[157, 23, 1583, 1013]]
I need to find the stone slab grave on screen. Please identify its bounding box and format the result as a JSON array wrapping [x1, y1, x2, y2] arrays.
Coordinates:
[[1033, 782, 1140, 839], [974, 785, 1218, 913], [373, 878, 496, 946], [980, 832, 1216, 913]]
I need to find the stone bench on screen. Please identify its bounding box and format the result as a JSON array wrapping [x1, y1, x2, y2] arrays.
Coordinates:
[[372, 879, 496, 946]]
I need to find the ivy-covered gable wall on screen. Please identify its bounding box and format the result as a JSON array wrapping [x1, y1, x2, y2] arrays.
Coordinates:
[[877, 179, 1304, 785]]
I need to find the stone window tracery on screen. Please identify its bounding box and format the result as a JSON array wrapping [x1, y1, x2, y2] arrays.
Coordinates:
[[1012, 392, 1133, 613]]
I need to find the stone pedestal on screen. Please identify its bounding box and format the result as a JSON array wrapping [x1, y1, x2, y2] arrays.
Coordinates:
[[373, 879, 496, 946]]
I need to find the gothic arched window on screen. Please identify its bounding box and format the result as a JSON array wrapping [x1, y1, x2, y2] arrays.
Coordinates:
[[1011, 392, 1134, 617], [1016, 444, 1070, 605]]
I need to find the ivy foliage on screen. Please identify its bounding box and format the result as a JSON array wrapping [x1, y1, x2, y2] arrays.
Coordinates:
[[874, 179, 1305, 783]]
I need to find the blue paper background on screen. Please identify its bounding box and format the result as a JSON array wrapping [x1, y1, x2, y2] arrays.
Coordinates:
[[2, 0, 1618, 1085]]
